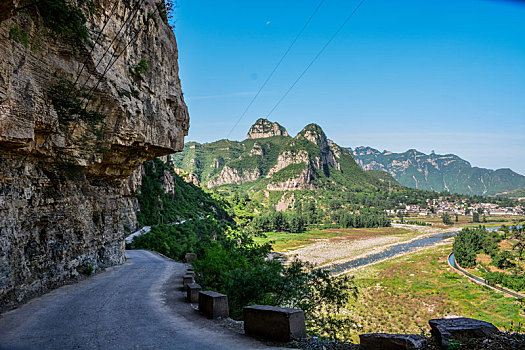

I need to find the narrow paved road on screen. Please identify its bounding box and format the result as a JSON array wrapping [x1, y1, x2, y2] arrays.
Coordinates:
[[0, 250, 282, 350]]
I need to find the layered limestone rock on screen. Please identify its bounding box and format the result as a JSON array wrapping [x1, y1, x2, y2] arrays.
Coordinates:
[[266, 166, 315, 191], [0, 0, 188, 310], [174, 167, 200, 187], [207, 165, 260, 188], [296, 124, 340, 172], [0, 1, 19, 23], [267, 150, 309, 177], [249, 142, 264, 156], [246, 118, 288, 139]]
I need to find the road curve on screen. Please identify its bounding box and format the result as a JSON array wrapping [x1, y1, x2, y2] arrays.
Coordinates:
[[0, 250, 282, 350], [448, 253, 525, 299]]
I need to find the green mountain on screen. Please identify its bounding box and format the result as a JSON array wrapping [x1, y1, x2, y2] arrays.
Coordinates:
[[173, 119, 379, 191], [171, 119, 428, 211], [350, 147, 525, 196]]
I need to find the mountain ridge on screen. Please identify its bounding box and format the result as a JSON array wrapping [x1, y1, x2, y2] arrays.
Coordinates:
[[173, 119, 387, 195], [349, 146, 525, 196]]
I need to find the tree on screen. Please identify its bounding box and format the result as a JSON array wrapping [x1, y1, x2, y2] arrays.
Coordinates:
[[453, 228, 487, 268], [501, 224, 509, 239], [442, 213, 452, 225], [513, 231, 525, 260], [473, 212, 480, 223], [493, 251, 515, 269], [295, 200, 303, 216], [397, 211, 405, 224], [482, 231, 501, 257], [288, 214, 305, 233], [274, 260, 359, 341]]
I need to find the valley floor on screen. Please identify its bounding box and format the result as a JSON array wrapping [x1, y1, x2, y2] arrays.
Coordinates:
[[259, 221, 525, 342], [345, 241, 524, 342]]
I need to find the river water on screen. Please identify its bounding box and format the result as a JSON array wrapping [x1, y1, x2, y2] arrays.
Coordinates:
[[328, 231, 457, 274]]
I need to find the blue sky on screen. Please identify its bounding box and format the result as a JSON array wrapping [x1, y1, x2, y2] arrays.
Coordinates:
[[173, 0, 525, 174]]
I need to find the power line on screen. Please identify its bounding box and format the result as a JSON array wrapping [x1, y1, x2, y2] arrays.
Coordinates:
[[71, 0, 164, 135], [65, 0, 121, 99], [33, 0, 146, 156], [266, 0, 367, 118], [31, 0, 151, 164], [19, 0, 119, 164], [226, 0, 327, 138], [77, 0, 147, 93]]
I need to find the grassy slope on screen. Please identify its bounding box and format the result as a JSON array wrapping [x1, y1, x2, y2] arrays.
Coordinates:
[[137, 158, 231, 226], [344, 242, 524, 341]]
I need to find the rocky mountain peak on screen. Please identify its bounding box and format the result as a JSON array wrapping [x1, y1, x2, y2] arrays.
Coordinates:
[[246, 118, 288, 139], [352, 146, 381, 156], [296, 123, 329, 150]]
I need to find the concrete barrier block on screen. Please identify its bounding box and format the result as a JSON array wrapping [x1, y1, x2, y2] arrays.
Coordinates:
[[198, 291, 229, 319], [186, 283, 202, 303], [243, 305, 306, 341], [184, 253, 197, 263], [183, 274, 194, 289], [429, 317, 499, 348], [360, 333, 427, 350]]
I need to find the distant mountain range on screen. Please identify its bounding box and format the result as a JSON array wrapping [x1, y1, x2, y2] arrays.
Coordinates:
[[349, 147, 525, 196]]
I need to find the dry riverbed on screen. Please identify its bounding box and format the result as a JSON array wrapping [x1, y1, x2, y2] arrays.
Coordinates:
[[282, 224, 458, 268]]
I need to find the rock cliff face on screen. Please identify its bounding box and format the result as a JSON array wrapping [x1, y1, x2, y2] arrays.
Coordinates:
[[296, 124, 341, 172], [246, 118, 288, 139], [0, 0, 188, 311], [207, 166, 261, 188]]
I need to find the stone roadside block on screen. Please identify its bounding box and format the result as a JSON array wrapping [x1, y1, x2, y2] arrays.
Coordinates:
[[183, 274, 194, 289], [429, 317, 499, 348], [184, 253, 197, 263], [198, 291, 229, 319], [186, 283, 201, 303], [243, 305, 306, 342], [359, 333, 427, 350]]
